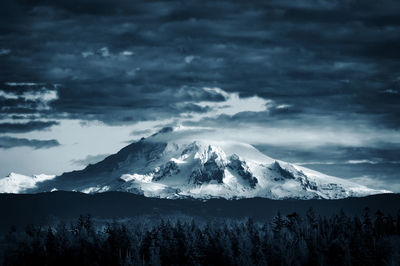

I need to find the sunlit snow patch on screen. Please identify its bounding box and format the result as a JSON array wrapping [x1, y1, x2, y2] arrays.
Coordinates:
[[0, 173, 56, 193], [81, 186, 110, 194]]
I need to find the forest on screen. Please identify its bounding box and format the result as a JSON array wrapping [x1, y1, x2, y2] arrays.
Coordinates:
[[1, 208, 400, 266]]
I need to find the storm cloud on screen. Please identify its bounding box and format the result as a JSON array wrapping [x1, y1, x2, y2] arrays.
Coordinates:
[[0, 0, 399, 126]]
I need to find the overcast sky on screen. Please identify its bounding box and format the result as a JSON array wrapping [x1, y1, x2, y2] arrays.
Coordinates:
[[0, 0, 399, 191]]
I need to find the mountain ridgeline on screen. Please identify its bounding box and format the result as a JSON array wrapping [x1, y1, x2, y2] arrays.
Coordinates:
[[3, 127, 390, 199]]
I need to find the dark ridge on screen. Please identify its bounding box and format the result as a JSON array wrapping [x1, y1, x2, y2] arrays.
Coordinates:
[[0, 191, 398, 232], [270, 161, 296, 181]]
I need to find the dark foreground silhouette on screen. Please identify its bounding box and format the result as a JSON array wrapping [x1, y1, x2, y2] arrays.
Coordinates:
[[1, 191, 400, 232], [1, 208, 400, 266]]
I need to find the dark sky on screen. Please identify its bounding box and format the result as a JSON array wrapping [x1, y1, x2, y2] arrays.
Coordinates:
[[0, 0, 399, 191]]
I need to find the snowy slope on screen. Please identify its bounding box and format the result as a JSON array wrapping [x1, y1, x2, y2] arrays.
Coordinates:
[[0, 173, 55, 193], [0, 127, 391, 199]]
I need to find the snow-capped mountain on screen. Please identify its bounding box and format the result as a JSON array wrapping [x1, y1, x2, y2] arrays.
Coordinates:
[[0, 127, 391, 199]]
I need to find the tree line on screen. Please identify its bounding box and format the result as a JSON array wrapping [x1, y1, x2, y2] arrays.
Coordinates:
[[1, 208, 400, 265]]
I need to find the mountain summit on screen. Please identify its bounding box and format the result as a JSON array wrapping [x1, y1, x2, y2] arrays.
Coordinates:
[[1, 127, 391, 199]]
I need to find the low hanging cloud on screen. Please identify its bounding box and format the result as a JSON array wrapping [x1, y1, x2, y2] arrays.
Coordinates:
[[167, 87, 272, 125], [0, 83, 59, 122], [70, 153, 110, 167], [0, 136, 60, 149], [0, 121, 59, 133]]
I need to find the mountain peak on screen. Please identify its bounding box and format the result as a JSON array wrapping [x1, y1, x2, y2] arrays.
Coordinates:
[[1, 131, 392, 199]]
